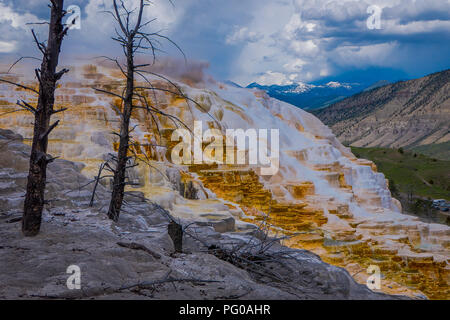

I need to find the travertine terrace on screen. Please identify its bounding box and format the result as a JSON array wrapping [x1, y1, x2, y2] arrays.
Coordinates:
[[0, 64, 448, 299]]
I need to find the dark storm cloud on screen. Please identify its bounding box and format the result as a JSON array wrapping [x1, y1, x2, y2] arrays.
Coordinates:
[[0, 0, 448, 84]]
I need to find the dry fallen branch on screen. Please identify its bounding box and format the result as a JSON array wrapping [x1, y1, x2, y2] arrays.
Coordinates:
[[119, 268, 221, 291], [120, 278, 221, 291], [116, 241, 162, 259], [182, 216, 309, 298], [5, 217, 22, 224], [206, 244, 306, 299], [89, 162, 106, 207]]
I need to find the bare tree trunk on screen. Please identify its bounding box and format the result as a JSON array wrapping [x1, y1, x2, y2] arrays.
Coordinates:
[[168, 220, 183, 253], [22, 0, 68, 236], [101, 0, 189, 222], [107, 43, 135, 221]]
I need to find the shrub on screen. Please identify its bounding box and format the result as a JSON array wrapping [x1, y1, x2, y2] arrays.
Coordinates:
[[389, 179, 399, 196]]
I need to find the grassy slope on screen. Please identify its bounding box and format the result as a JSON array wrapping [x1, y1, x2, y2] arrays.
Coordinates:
[[409, 141, 450, 161], [351, 147, 450, 200]]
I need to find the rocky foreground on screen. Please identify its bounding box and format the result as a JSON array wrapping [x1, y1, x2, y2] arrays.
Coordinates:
[[0, 128, 397, 300]]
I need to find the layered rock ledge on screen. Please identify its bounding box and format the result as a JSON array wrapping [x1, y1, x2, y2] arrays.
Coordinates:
[[0, 129, 395, 300]]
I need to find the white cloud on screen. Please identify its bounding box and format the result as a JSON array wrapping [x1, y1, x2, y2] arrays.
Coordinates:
[[283, 58, 307, 72], [83, 0, 184, 34], [284, 13, 316, 38], [0, 3, 41, 54], [319, 68, 330, 77], [0, 3, 39, 29], [0, 40, 16, 53], [381, 19, 450, 34], [226, 0, 450, 85], [1, 0, 448, 84], [256, 71, 295, 86], [289, 40, 319, 56], [54, 0, 191, 58], [331, 42, 398, 67], [226, 27, 263, 44]]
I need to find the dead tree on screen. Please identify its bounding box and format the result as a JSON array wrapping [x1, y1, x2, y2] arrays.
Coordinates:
[[96, 0, 222, 222], [168, 220, 183, 253], [0, 0, 70, 236], [97, 0, 193, 222], [93, 0, 146, 222]]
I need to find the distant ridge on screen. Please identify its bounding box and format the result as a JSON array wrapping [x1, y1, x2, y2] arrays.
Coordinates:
[[313, 69, 450, 159], [363, 80, 391, 92], [223, 80, 242, 88], [246, 81, 365, 110]]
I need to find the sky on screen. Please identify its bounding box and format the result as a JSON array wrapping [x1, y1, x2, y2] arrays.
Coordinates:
[[0, 0, 449, 86]]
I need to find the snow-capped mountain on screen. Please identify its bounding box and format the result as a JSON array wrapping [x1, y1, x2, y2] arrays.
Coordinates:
[[246, 80, 366, 110]]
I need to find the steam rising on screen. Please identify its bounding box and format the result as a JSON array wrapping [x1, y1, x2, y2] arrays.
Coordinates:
[[136, 57, 213, 87]]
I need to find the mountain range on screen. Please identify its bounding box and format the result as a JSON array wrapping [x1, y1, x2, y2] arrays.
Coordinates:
[[246, 81, 368, 110], [245, 78, 395, 110], [243, 68, 412, 110], [312, 69, 450, 159]]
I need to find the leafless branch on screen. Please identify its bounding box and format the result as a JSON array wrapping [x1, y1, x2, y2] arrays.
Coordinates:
[[0, 78, 38, 94], [7, 56, 41, 74]]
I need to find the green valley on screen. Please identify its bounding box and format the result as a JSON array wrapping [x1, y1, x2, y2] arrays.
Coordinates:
[[351, 146, 450, 201]]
